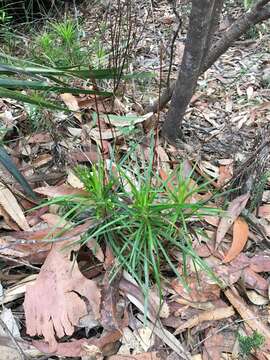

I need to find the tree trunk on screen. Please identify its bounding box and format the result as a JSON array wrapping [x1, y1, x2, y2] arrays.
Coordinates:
[[202, 0, 225, 63], [202, 0, 270, 72], [162, 0, 217, 143], [148, 0, 270, 129]]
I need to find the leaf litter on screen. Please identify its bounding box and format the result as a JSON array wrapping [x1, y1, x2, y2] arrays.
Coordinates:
[[0, 1, 269, 359]]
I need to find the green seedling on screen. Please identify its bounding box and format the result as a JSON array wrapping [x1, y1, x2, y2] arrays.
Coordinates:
[[41, 140, 222, 308], [239, 330, 265, 357], [51, 19, 78, 45]]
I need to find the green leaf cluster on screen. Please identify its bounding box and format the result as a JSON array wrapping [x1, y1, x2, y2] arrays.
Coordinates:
[[239, 330, 265, 357], [43, 144, 222, 302]]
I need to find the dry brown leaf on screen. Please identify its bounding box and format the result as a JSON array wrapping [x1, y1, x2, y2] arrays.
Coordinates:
[[0, 337, 42, 359], [171, 277, 220, 304], [216, 193, 250, 250], [121, 273, 192, 359], [67, 170, 84, 189], [0, 204, 20, 230], [224, 286, 270, 340], [24, 242, 101, 352], [0, 233, 51, 262], [198, 161, 219, 179], [246, 290, 269, 305], [27, 132, 52, 144], [78, 96, 126, 114], [241, 267, 269, 295], [32, 330, 121, 357], [258, 204, 270, 220], [0, 182, 29, 231], [35, 184, 88, 197], [249, 254, 270, 272], [202, 331, 224, 360], [149, 287, 170, 318], [32, 153, 52, 168], [223, 217, 249, 263], [60, 93, 81, 122], [156, 145, 170, 171], [68, 149, 100, 163], [174, 306, 234, 334], [86, 127, 121, 140], [217, 163, 233, 188], [0, 235, 30, 257]]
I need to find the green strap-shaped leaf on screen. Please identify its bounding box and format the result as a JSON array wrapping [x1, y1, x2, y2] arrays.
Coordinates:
[[0, 78, 112, 96], [0, 87, 68, 111], [0, 147, 38, 200]]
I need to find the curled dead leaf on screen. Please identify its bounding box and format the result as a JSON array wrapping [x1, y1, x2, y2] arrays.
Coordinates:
[[223, 217, 249, 263], [216, 193, 250, 250]]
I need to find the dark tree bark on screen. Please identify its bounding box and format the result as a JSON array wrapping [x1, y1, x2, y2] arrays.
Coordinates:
[[147, 0, 270, 143], [202, 0, 225, 63], [202, 0, 270, 72], [162, 0, 217, 142]]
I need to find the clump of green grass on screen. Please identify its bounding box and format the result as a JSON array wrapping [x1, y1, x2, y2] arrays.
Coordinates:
[[33, 19, 87, 67], [239, 330, 265, 357], [243, 0, 254, 10], [0, 8, 12, 25], [43, 142, 221, 302]]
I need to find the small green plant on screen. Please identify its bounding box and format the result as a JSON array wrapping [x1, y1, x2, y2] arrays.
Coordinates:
[[239, 330, 265, 357], [42, 142, 221, 304], [0, 8, 12, 24], [33, 19, 86, 67], [0, 8, 14, 47], [51, 19, 77, 45], [243, 0, 254, 10]]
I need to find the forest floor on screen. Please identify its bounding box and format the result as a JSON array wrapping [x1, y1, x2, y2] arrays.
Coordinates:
[[0, 0, 270, 359]]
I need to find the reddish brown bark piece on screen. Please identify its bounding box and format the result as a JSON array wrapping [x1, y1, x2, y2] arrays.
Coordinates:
[[24, 242, 101, 352]]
